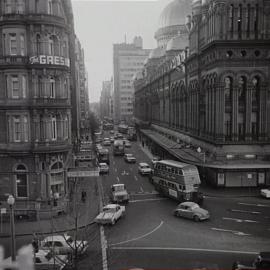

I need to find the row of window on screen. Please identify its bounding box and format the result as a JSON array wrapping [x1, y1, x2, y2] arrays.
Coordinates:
[[2, 32, 69, 57], [155, 165, 184, 176], [157, 179, 187, 191], [8, 114, 69, 143], [2, 0, 62, 17]]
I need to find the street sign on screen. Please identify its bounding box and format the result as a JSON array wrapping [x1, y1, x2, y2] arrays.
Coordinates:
[[67, 169, 100, 178]]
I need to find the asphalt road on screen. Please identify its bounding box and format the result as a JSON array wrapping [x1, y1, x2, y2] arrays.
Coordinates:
[[99, 132, 270, 270]]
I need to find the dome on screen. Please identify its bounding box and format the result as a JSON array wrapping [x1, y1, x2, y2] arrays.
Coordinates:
[[158, 0, 192, 30], [148, 47, 165, 59], [166, 35, 188, 51]]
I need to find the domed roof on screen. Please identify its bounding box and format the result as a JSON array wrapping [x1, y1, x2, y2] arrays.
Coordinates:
[[148, 47, 165, 59], [158, 0, 192, 30], [166, 35, 188, 51]]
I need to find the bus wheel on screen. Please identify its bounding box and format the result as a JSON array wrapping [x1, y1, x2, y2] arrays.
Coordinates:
[[193, 215, 200, 222]]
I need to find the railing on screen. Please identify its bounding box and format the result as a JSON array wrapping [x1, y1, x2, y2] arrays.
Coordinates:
[[0, 56, 29, 65], [31, 98, 70, 107]]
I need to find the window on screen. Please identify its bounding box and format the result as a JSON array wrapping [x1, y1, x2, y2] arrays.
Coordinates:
[[16, 0, 25, 14], [36, 34, 41, 54], [237, 4, 242, 38], [22, 116, 29, 142], [9, 33, 17, 55], [48, 0, 53, 15], [49, 77, 56, 98], [22, 75, 26, 98], [13, 116, 21, 142], [20, 34, 25, 56], [229, 4, 234, 35], [11, 115, 29, 142], [5, 0, 12, 14], [52, 117, 57, 140], [15, 165, 28, 198], [48, 37, 54, 55], [11, 75, 19, 98]]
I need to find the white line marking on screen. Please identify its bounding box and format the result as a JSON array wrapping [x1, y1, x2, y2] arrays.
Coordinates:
[[130, 191, 159, 196], [115, 168, 117, 172], [211, 227, 250, 236], [129, 198, 167, 203], [109, 246, 258, 255], [223, 217, 259, 223], [100, 226, 108, 270], [134, 176, 138, 181], [238, 202, 270, 208], [231, 209, 261, 214], [116, 176, 120, 183], [110, 221, 164, 246], [140, 186, 144, 193]]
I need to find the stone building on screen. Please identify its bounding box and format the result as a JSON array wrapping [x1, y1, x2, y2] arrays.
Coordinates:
[[0, 0, 75, 217], [134, 0, 270, 187], [100, 79, 113, 120]]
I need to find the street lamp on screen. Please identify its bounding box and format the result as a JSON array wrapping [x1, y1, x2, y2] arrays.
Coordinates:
[[7, 195, 16, 261], [197, 147, 206, 182]]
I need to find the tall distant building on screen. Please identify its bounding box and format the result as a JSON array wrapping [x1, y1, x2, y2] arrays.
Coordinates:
[[0, 0, 75, 217], [113, 37, 150, 124], [100, 79, 113, 120]]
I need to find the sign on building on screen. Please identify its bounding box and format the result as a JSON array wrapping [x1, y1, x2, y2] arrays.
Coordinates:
[[29, 55, 70, 67]]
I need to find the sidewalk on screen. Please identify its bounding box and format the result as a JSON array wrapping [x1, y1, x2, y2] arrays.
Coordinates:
[[0, 178, 100, 238], [139, 143, 261, 198]]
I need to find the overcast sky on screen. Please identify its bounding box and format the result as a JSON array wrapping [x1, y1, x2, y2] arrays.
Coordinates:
[[71, 0, 172, 102]]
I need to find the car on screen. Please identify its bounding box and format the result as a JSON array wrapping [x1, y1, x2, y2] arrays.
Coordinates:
[[110, 136, 114, 143], [95, 204, 125, 225], [260, 188, 270, 199], [123, 140, 131, 148], [40, 234, 88, 256], [103, 140, 111, 146], [138, 162, 152, 175], [99, 162, 109, 174], [173, 202, 209, 221], [232, 252, 270, 270], [110, 130, 115, 134], [124, 153, 136, 163], [111, 184, 129, 203]]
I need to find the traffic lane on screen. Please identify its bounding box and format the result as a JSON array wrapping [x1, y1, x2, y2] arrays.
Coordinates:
[[108, 248, 257, 270], [105, 197, 270, 252]]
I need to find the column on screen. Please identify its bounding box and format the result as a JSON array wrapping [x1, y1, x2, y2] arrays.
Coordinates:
[[245, 83, 253, 141], [232, 86, 239, 141], [259, 85, 267, 140]]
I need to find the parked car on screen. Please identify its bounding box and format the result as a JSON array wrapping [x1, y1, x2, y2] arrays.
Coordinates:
[[123, 140, 131, 148], [99, 162, 109, 174], [111, 184, 129, 203], [173, 202, 209, 221], [138, 162, 152, 175], [40, 234, 88, 256], [232, 252, 270, 270], [95, 204, 125, 225], [260, 188, 270, 199], [124, 153, 136, 163], [103, 140, 111, 146], [110, 130, 115, 134], [110, 136, 114, 143]]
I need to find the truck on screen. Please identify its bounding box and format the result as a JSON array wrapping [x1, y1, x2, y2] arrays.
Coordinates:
[[97, 148, 110, 164], [113, 139, 125, 156], [110, 184, 129, 203]]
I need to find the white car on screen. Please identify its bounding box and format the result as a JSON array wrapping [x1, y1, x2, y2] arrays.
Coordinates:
[[138, 162, 152, 175], [40, 234, 88, 256], [124, 153, 136, 163], [95, 204, 125, 225], [99, 162, 109, 174], [260, 188, 270, 198], [111, 184, 130, 203]]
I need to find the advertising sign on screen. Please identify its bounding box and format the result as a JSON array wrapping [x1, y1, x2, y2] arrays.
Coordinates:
[[29, 55, 70, 67]]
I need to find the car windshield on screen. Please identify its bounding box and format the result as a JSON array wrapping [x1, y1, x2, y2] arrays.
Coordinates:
[[103, 207, 115, 213], [142, 165, 149, 169], [126, 154, 132, 157], [114, 185, 125, 191]]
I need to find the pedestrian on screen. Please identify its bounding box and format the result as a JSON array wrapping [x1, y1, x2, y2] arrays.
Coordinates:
[[81, 191, 86, 202]]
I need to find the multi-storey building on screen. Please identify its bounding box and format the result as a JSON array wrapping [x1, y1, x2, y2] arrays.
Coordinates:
[[100, 79, 113, 120], [0, 0, 75, 217], [134, 0, 270, 187], [113, 36, 150, 124]]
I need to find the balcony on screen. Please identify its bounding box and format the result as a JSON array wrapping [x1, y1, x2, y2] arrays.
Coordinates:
[[32, 98, 70, 108], [32, 140, 72, 153], [0, 55, 28, 66]]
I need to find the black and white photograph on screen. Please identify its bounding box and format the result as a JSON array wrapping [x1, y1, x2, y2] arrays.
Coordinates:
[[0, 0, 270, 269]]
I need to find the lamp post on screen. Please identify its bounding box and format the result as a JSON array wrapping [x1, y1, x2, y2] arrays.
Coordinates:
[[197, 147, 206, 182], [7, 195, 16, 261]]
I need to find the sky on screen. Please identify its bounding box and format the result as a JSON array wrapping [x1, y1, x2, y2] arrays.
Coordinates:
[[71, 0, 172, 102]]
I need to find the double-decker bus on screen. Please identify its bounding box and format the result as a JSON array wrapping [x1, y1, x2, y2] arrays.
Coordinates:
[[118, 124, 128, 134], [113, 140, 125, 156], [97, 148, 110, 164], [152, 160, 203, 204]]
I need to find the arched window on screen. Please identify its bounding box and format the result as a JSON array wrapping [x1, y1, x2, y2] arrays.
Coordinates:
[[15, 164, 28, 198], [48, 36, 54, 55], [48, 0, 53, 15], [237, 4, 242, 38], [36, 34, 41, 55], [238, 76, 246, 104], [224, 76, 233, 103], [48, 35, 59, 56], [51, 116, 57, 140], [229, 4, 234, 35], [49, 77, 56, 98]]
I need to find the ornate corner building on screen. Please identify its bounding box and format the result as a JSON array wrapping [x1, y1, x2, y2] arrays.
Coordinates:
[[0, 0, 74, 217], [134, 0, 270, 187]]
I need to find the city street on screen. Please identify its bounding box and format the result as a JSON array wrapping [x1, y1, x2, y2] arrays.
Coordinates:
[[99, 134, 270, 270]]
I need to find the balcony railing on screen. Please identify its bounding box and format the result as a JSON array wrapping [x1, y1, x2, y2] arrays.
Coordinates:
[[32, 98, 70, 107], [0, 55, 29, 65]]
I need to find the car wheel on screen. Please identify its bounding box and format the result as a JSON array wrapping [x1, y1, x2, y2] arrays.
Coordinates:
[[193, 215, 200, 222]]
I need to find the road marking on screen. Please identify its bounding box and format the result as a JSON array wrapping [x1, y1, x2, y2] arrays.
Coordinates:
[[238, 202, 270, 208], [211, 227, 250, 236], [129, 198, 167, 203], [140, 186, 144, 193], [116, 177, 120, 183], [121, 170, 129, 176], [231, 209, 261, 214], [222, 217, 259, 223], [134, 176, 138, 181], [110, 221, 164, 246], [115, 168, 117, 172], [109, 246, 258, 255], [130, 191, 159, 196]]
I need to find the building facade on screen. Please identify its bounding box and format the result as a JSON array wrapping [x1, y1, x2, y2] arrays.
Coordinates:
[[134, 0, 270, 187], [0, 0, 75, 217], [113, 36, 150, 124], [100, 79, 113, 120]]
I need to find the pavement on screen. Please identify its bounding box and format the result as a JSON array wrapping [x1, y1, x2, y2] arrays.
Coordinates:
[[0, 177, 100, 238], [139, 143, 262, 198]]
